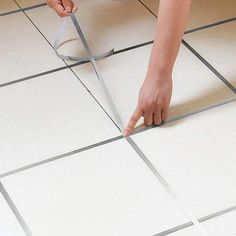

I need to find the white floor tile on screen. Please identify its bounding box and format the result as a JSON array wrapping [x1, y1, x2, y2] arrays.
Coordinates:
[[15, 0, 45, 8], [2, 139, 188, 236], [0, 69, 119, 175], [202, 210, 236, 235], [0, 12, 64, 84], [0, 191, 25, 236], [184, 21, 236, 88], [26, 0, 156, 63], [0, 0, 19, 14], [166, 210, 236, 236], [72, 44, 235, 128], [140, 0, 236, 30], [132, 101, 236, 217]]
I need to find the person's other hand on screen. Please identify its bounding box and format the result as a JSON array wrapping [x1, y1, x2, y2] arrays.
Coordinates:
[[47, 0, 78, 17], [124, 70, 172, 136]]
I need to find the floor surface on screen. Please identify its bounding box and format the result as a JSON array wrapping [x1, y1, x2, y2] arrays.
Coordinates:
[[0, 0, 236, 235]]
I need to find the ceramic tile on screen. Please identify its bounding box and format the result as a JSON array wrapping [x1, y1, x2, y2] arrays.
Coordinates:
[[140, 0, 236, 30], [166, 210, 236, 236], [0, 0, 19, 14], [202, 210, 236, 235], [184, 21, 236, 88], [26, 0, 156, 63], [2, 139, 188, 236], [133, 101, 236, 217], [0, 191, 25, 236], [0, 69, 119, 175], [15, 0, 45, 8], [72, 44, 235, 128], [0, 12, 64, 84]]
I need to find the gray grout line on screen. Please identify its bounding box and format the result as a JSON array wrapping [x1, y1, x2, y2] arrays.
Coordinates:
[[0, 3, 47, 17], [132, 96, 236, 136], [125, 136, 211, 236], [12, 1, 121, 131], [153, 205, 236, 236], [0, 61, 89, 88], [2, 1, 236, 181], [137, 0, 157, 18], [0, 40, 153, 89], [1, 3, 235, 236], [1, 97, 236, 179], [0, 135, 123, 179], [0, 0, 235, 91], [138, 0, 236, 35], [185, 16, 236, 34], [0, 182, 33, 236], [182, 40, 236, 94]]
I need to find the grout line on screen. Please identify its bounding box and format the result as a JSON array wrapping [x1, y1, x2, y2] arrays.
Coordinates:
[[0, 61, 89, 88], [0, 182, 33, 236], [153, 205, 236, 236], [132, 96, 236, 135], [185, 16, 236, 34], [1, 0, 235, 90], [125, 137, 211, 236], [1, 97, 236, 179], [11, 2, 121, 131], [0, 66, 68, 88], [137, 0, 157, 18], [0, 135, 123, 179], [71, 13, 209, 235], [113, 40, 153, 55], [0, 3, 47, 17], [0, 40, 153, 89], [182, 40, 236, 94], [138, 0, 236, 35]]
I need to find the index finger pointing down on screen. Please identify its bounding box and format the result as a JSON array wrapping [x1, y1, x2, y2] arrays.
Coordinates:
[[124, 107, 143, 136]]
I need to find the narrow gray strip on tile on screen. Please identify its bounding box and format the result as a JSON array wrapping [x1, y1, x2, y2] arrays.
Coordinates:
[[0, 135, 123, 179], [0, 182, 33, 236], [137, 0, 157, 18], [137, 0, 236, 35], [185, 16, 236, 34], [125, 137, 211, 236], [0, 40, 153, 89], [132, 97, 236, 136], [1, 97, 235, 179], [67, 13, 208, 236], [0, 3, 47, 17], [182, 40, 236, 94], [153, 205, 236, 236]]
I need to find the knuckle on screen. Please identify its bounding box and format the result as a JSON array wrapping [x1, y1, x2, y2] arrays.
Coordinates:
[[58, 12, 65, 17]]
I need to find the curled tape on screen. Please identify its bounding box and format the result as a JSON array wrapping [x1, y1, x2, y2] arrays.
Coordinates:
[[54, 15, 114, 63]]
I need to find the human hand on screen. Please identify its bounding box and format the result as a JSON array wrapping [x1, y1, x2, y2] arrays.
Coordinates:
[[47, 0, 78, 17], [124, 70, 172, 136]]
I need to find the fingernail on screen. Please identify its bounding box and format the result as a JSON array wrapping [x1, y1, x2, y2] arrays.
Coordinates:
[[65, 6, 71, 12]]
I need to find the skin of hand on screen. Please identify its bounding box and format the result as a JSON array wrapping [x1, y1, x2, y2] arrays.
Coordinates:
[[124, 0, 191, 136], [47, 0, 77, 17]]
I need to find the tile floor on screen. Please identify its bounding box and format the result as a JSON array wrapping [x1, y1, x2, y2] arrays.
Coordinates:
[[0, 0, 236, 236]]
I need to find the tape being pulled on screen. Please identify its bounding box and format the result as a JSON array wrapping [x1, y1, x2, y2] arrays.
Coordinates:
[[54, 15, 114, 62], [54, 12, 211, 236]]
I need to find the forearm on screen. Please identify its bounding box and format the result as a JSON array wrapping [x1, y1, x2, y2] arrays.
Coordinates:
[[148, 0, 191, 77]]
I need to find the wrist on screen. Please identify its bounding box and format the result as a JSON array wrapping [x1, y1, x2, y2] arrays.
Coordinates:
[[146, 64, 173, 81]]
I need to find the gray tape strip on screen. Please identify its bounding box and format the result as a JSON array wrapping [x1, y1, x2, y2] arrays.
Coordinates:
[[66, 13, 211, 236], [68, 13, 124, 131], [125, 137, 211, 236], [54, 15, 114, 63], [0, 182, 33, 236], [1, 97, 236, 180], [154, 205, 236, 236]]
